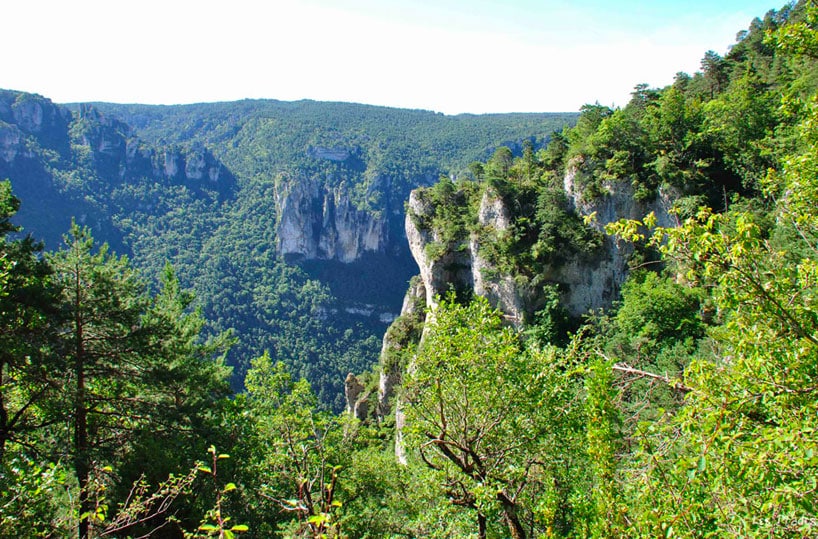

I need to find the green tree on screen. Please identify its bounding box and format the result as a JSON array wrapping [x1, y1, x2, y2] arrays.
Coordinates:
[[50, 225, 232, 538], [115, 263, 233, 521], [50, 224, 152, 538], [0, 181, 61, 461], [403, 296, 584, 539], [700, 50, 729, 98], [485, 146, 514, 179], [240, 352, 346, 538], [608, 271, 704, 359], [606, 52, 818, 530], [585, 359, 623, 538]]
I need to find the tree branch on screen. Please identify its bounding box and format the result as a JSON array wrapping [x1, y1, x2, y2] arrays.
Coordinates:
[[611, 363, 692, 394]]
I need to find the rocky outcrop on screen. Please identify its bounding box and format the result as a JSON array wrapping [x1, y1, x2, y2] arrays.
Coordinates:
[[471, 192, 529, 326], [308, 146, 351, 162], [274, 177, 389, 263], [379, 172, 680, 460], [0, 124, 22, 163], [0, 93, 233, 194], [404, 190, 473, 309], [376, 277, 426, 418], [75, 105, 231, 188], [0, 91, 72, 156], [375, 277, 426, 464], [404, 188, 531, 327], [3, 92, 71, 136], [403, 173, 678, 325], [558, 168, 679, 316], [344, 373, 370, 421]]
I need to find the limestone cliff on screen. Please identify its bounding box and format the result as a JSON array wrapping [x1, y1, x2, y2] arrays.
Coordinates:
[[403, 190, 473, 310], [0, 93, 233, 194], [0, 91, 72, 154], [74, 104, 231, 189], [375, 276, 426, 417], [375, 171, 679, 428], [274, 176, 389, 263], [0, 123, 23, 163], [344, 373, 370, 421], [403, 172, 677, 323], [0, 90, 236, 253], [558, 168, 679, 316]]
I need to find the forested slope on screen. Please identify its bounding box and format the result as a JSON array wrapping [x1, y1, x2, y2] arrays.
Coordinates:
[[1, 93, 573, 407], [369, 2, 818, 537]]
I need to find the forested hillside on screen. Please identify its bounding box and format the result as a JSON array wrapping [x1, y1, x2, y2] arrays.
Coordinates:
[[369, 2, 818, 537], [0, 94, 573, 407], [3, 1, 818, 538]]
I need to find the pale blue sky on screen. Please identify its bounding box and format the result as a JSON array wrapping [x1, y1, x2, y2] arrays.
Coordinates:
[[2, 0, 783, 113]]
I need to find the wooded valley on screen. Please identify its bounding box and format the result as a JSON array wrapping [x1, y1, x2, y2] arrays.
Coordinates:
[[1, 2, 817, 537]]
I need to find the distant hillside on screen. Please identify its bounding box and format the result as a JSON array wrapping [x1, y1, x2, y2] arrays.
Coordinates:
[[1, 92, 575, 408]]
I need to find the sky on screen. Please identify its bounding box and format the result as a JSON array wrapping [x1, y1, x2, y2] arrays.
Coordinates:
[[2, 0, 782, 114]]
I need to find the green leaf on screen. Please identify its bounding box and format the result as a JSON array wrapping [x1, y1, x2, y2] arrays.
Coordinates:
[[197, 465, 212, 474], [230, 524, 249, 532], [223, 482, 237, 492], [307, 514, 327, 525]]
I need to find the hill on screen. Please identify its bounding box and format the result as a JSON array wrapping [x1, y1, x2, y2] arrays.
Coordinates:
[[0, 93, 575, 407]]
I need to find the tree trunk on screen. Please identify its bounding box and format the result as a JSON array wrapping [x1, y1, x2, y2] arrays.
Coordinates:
[[75, 361, 90, 539], [477, 512, 487, 539], [74, 269, 91, 539], [0, 361, 7, 462], [498, 491, 526, 539]]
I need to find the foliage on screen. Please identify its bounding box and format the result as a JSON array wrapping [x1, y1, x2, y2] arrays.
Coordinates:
[[601, 12, 818, 530], [585, 359, 623, 538], [0, 455, 72, 537], [228, 352, 349, 537], [187, 447, 248, 539], [0, 180, 61, 459], [404, 296, 591, 539], [607, 271, 704, 359]]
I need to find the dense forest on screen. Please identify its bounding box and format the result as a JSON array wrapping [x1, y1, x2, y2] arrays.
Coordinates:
[[0, 93, 573, 409], [3, 1, 818, 538]]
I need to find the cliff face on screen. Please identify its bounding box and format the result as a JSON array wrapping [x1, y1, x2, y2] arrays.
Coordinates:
[[274, 176, 390, 263], [0, 91, 72, 152], [403, 172, 677, 322], [404, 190, 474, 309], [470, 192, 530, 324], [0, 123, 23, 163], [0, 92, 70, 169], [558, 168, 678, 316], [0, 93, 233, 195], [74, 104, 232, 190], [0, 90, 236, 254], [374, 171, 679, 429]]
